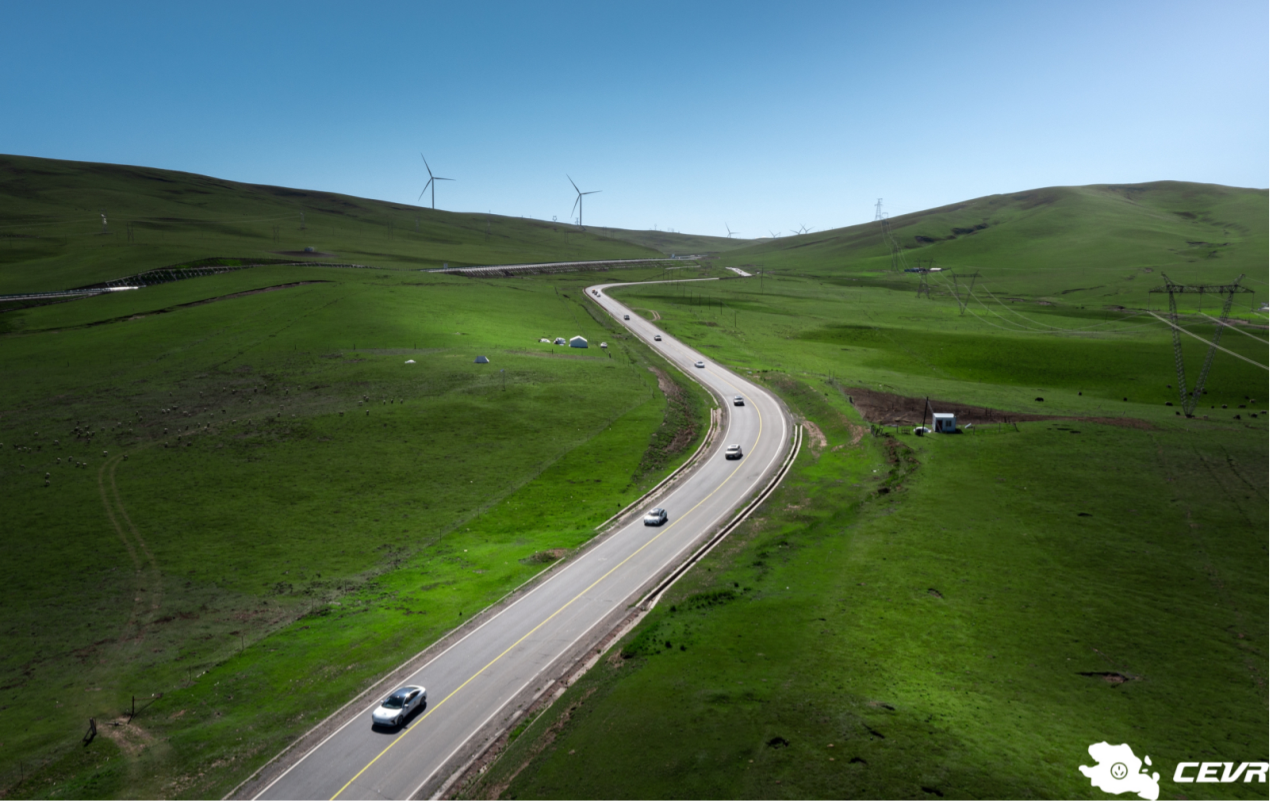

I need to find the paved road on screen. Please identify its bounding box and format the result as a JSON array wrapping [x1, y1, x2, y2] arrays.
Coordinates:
[[253, 279, 791, 800]]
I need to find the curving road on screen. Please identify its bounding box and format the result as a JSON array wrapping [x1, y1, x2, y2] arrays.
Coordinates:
[[248, 279, 792, 800]]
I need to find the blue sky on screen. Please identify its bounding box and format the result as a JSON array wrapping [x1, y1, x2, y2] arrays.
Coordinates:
[[2, 1, 1267, 236]]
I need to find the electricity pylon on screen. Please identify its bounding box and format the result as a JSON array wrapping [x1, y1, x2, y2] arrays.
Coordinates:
[[1150, 273, 1252, 416]]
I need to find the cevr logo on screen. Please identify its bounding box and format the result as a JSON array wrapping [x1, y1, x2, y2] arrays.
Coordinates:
[[1079, 742, 1160, 801], [1173, 762, 1269, 783]]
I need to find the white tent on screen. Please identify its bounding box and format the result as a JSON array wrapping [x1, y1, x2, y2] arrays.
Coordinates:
[[569, 335, 588, 348], [474, 355, 490, 364]]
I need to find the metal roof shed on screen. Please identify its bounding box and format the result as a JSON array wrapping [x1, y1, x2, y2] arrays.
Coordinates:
[[569, 335, 588, 348], [931, 412, 958, 433]]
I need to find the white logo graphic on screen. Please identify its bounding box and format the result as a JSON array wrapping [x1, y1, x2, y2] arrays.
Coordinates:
[[1079, 742, 1161, 801], [1173, 762, 1269, 784]]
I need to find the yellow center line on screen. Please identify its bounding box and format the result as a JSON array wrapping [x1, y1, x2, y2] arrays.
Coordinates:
[[330, 387, 767, 800]]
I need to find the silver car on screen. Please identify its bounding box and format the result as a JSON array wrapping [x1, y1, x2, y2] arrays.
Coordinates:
[[372, 685, 426, 728], [643, 507, 668, 526], [732, 396, 744, 406], [725, 444, 743, 460], [694, 360, 705, 368]]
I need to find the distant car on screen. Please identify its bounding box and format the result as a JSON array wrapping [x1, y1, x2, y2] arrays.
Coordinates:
[[654, 335, 662, 341], [372, 685, 426, 728], [694, 361, 705, 368], [725, 444, 743, 460], [732, 395, 744, 406], [623, 314, 630, 320], [643, 507, 668, 526]]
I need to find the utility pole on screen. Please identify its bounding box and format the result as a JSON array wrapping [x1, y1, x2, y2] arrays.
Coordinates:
[[1150, 273, 1252, 416]]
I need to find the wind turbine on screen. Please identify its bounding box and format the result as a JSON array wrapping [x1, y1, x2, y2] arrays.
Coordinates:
[[725, 223, 737, 239], [769, 230, 780, 238], [568, 176, 600, 228], [418, 155, 454, 210], [790, 229, 801, 236]]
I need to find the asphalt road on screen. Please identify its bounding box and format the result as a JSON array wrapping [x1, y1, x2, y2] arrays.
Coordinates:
[[253, 279, 792, 800]]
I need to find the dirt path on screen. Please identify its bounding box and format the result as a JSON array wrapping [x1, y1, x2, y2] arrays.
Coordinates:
[[841, 386, 1154, 430], [96, 454, 163, 655]]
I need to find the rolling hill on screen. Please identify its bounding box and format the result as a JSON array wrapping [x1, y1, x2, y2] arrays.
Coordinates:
[[0, 154, 663, 295]]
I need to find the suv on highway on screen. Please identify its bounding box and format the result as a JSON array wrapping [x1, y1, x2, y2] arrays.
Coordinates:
[[725, 444, 743, 460], [643, 507, 668, 526], [654, 335, 662, 341], [732, 395, 744, 406]]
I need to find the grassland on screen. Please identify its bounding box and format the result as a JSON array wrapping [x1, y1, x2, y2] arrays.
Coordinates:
[[1, 157, 1265, 800], [0, 154, 664, 295], [463, 235, 1268, 798], [723, 182, 1269, 311], [0, 156, 732, 798], [582, 225, 757, 255]]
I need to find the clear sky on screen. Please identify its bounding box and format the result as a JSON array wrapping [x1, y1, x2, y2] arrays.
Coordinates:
[[2, 0, 1267, 236]]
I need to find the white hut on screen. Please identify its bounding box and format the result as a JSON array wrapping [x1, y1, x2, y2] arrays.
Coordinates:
[[931, 412, 958, 433], [569, 335, 588, 349], [554, 337, 566, 345]]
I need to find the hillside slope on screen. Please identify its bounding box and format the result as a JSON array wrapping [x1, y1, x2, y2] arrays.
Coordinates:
[[730, 182, 1269, 304], [583, 225, 759, 255], [0, 154, 662, 294]]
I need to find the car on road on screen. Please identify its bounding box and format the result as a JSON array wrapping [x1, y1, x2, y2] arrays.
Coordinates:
[[654, 335, 662, 341], [694, 360, 705, 368], [725, 444, 743, 460], [623, 314, 630, 320], [643, 507, 668, 526], [372, 685, 426, 728], [732, 395, 744, 406]]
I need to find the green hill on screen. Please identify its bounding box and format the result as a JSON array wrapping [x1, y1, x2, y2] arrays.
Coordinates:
[[583, 225, 759, 255], [729, 182, 1269, 305], [0, 154, 662, 295]]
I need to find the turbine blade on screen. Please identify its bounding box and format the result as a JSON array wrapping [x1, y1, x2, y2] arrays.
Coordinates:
[[583, 190, 600, 195], [567, 175, 580, 193], [424, 158, 434, 179], [437, 177, 455, 181], [418, 185, 428, 202]]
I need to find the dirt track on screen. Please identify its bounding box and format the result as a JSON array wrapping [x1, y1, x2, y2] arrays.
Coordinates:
[[840, 386, 1154, 430]]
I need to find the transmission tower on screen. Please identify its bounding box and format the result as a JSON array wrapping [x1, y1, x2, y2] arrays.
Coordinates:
[[1150, 273, 1252, 417], [948, 271, 980, 315], [874, 198, 908, 274]]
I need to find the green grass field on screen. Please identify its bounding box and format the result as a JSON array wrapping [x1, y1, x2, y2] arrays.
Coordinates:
[[2, 156, 1266, 799], [0, 154, 663, 295], [463, 236, 1268, 799], [0, 157, 730, 798], [471, 376, 1267, 800]]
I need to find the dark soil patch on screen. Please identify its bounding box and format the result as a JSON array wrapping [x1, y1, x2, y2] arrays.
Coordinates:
[[1078, 671, 1136, 684], [840, 386, 1153, 430]]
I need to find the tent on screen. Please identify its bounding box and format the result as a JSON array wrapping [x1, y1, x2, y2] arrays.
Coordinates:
[[404, 359, 416, 364], [569, 335, 588, 348], [474, 356, 490, 364]]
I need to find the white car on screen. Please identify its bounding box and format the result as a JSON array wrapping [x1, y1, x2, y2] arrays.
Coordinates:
[[654, 335, 662, 341], [725, 444, 743, 460], [694, 361, 705, 368], [643, 507, 668, 526], [372, 685, 426, 728], [732, 395, 744, 406]]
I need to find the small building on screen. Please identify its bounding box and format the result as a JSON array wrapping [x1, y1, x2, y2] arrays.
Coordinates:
[[931, 412, 958, 433], [474, 355, 490, 364], [569, 335, 588, 349]]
